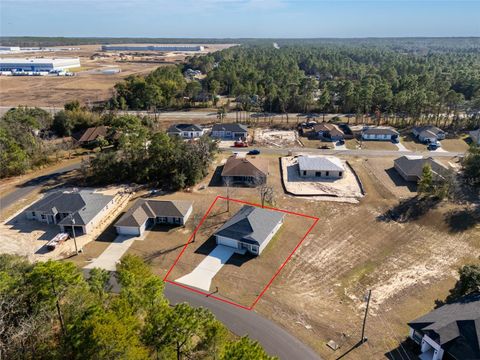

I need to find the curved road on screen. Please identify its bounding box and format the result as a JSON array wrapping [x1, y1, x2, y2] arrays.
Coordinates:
[[165, 283, 321, 360]]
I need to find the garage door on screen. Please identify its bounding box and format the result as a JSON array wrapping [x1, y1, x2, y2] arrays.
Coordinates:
[[216, 235, 239, 249], [116, 226, 140, 236]]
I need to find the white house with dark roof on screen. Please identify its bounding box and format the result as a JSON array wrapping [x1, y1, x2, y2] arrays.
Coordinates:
[[361, 126, 399, 141], [408, 294, 480, 360], [24, 190, 115, 235], [394, 156, 450, 183], [298, 155, 345, 179], [215, 205, 284, 255], [115, 199, 193, 236], [211, 123, 248, 140], [167, 124, 204, 139], [413, 125, 446, 143]]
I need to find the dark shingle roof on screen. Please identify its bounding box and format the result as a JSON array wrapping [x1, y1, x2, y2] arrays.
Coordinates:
[[26, 190, 114, 226], [408, 294, 480, 360], [212, 123, 248, 133], [394, 156, 450, 181], [313, 123, 344, 137], [221, 155, 269, 178], [414, 125, 445, 137], [215, 205, 284, 246], [167, 124, 203, 133], [362, 127, 399, 136], [72, 126, 109, 143], [115, 199, 192, 227]]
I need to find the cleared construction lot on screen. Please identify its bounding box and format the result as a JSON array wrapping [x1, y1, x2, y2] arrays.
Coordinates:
[[1, 151, 478, 359]]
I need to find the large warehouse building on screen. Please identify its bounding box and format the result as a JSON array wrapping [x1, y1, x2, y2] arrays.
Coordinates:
[[0, 58, 81, 72], [101, 45, 204, 52]]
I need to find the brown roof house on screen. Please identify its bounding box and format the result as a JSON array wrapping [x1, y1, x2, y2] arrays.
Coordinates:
[[313, 123, 345, 141], [221, 155, 269, 185], [115, 199, 193, 236], [72, 126, 115, 146], [394, 156, 450, 182]]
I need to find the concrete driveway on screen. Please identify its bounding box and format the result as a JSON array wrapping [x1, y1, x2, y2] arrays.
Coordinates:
[[84, 234, 141, 271], [176, 245, 236, 291], [394, 141, 410, 152]]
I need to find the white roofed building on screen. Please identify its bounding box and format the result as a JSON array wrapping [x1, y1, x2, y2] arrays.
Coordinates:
[[0, 58, 81, 72], [298, 155, 345, 179]]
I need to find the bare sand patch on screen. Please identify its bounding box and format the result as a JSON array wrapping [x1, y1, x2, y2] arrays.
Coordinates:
[[254, 128, 302, 147], [280, 156, 363, 203]]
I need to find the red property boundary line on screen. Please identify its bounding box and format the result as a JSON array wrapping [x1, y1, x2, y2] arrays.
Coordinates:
[[163, 195, 319, 311]]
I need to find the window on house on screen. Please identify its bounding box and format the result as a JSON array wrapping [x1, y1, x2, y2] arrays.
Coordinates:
[[326, 171, 330, 176], [315, 171, 321, 177], [339, 171, 343, 177], [303, 170, 307, 176], [31, 211, 36, 216]]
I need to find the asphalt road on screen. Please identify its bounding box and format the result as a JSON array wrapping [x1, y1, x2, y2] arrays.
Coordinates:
[[164, 283, 321, 360], [223, 146, 465, 158], [0, 162, 82, 210]]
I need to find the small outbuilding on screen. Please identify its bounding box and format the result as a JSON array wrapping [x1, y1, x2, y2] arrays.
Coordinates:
[[394, 156, 450, 183], [115, 199, 193, 236], [215, 205, 285, 255], [298, 155, 345, 179]]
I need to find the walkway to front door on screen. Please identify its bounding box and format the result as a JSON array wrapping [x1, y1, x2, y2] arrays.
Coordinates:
[[175, 245, 236, 291]]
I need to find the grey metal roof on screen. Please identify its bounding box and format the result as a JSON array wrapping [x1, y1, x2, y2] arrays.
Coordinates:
[[115, 199, 192, 227], [298, 155, 345, 172], [215, 205, 284, 246], [212, 123, 248, 133], [26, 190, 114, 226], [408, 294, 480, 360], [362, 127, 399, 135], [167, 124, 203, 133], [414, 125, 445, 137], [394, 156, 450, 181]]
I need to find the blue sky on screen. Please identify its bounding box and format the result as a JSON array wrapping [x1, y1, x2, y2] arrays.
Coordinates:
[[1, 0, 479, 38]]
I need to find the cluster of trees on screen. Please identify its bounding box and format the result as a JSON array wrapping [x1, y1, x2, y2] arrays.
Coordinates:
[[83, 115, 217, 189], [0, 107, 54, 177], [0, 254, 273, 359], [108, 66, 205, 110], [107, 40, 480, 130]]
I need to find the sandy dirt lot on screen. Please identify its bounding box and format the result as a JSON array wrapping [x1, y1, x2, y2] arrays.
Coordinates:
[[281, 156, 363, 202], [0, 187, 130, 262], [0, 44, 234, 107], [42, 152, 479, 360], [254, 128, 302, 147]]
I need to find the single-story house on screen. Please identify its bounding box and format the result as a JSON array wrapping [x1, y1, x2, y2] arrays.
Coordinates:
[[115, 199, 193, 236], [408, 294, 480, 360], [470, 129, 480, 146], [394, 156, 450, 183], [24, 190, 115, 236], [361, 127, 399, 141], [298, 155, 345, 179], [413, 125, 446, 143], [211, 123, 248, 140], [312, 123, 345, 141], [72, 126, 112, 146], [215, 205, 285, 255], [221, 155, 269, 185], [167, 124, 204, 139]]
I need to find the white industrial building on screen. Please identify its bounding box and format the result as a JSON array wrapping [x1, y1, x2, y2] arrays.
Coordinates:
[[101, 45, 204, 52], [0, 58, 81, 72]]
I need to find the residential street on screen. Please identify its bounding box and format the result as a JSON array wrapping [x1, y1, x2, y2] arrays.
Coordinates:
[[164, 282, 322, 360]]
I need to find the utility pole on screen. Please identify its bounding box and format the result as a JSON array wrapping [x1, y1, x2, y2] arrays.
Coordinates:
[[361, 289, 372, 344]]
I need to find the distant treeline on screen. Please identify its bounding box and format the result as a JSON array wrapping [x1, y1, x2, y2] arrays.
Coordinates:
[[1, 36, 480, 52]]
